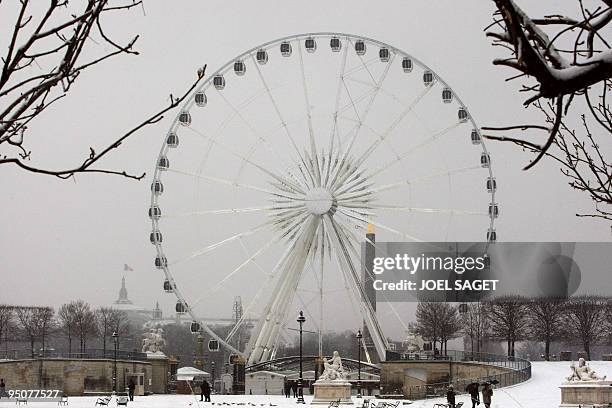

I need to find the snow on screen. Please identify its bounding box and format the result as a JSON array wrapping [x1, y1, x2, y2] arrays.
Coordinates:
[[2, 362, 610, 408]]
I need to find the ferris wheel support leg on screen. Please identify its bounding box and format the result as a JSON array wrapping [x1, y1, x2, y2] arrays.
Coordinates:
[[323, 216, 389, 361], [246, 218, 319, 365]]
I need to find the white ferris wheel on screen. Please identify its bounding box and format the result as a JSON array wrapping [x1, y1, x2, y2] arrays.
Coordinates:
[[148, 33, 498, 366]]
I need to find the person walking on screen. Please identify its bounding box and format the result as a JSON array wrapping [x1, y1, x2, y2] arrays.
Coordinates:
[[0, 379, 7, 398], [283, 379, 291, 398], [291, 381, 298, 398], [465, 382, 480, 408], [201, 380, 211, 402], [481, 383, 493, 408], [127, 379, 135, 402], [446, 385, 456, 408]]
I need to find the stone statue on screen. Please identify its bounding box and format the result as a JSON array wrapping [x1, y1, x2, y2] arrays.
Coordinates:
[[319, 351, 348, 381], [142, 327, 166, 353], [566, 358, 607, 382]]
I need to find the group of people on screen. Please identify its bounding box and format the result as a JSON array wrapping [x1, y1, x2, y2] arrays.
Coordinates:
[[446, 382, 494, 408], [283, 379, 299, 398]]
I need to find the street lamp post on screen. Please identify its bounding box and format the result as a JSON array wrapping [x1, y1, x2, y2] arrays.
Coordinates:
[[211, 361, 216, 395], [297, 311, 306, 404], [356, 329, 362, 398], [112, 331, 119, 394]]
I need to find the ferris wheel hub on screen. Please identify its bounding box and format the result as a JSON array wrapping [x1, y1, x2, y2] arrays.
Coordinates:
[[305, 187, 335, 215]]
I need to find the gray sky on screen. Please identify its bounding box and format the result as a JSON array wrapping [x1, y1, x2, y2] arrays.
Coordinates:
[[0, 1, 609, 341]]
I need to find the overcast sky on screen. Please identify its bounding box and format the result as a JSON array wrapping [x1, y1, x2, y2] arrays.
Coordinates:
[[0, 1, 609, 341]]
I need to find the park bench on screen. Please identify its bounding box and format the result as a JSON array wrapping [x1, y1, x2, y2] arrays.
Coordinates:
[[16, 396, 28, 405], [94, 396, 111, 406], [116, 395, 129, 406], [373, 401, 401, 408], [328, 399, 341, 408], [433, 403, 464, 408], [58, 396, 69, 406]]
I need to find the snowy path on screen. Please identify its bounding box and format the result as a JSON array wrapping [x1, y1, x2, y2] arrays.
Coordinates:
[[1, 362, 610, 408]]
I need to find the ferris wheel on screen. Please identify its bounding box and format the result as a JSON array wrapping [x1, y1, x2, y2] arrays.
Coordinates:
[[148, 33, 498, 366]]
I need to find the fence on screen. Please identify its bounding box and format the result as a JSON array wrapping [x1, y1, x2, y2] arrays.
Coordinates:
[[0, 348, 148, 361], [385, 350, 531, 400]]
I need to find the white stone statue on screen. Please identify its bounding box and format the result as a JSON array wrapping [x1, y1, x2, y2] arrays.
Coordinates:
[[566, 358, 607, 382], [319, 351, 348, 382], [142, 327, 166, 353]]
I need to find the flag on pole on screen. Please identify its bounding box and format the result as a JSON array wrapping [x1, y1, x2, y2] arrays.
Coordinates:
[[124, 264, 134, 272]]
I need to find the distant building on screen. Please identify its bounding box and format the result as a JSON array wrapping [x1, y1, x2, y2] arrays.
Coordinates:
[[111, 277, 163, 328]]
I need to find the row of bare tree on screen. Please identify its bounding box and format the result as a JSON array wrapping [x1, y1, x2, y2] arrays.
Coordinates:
[[414, 295, 612, 360], [0, 301, 130, 358]]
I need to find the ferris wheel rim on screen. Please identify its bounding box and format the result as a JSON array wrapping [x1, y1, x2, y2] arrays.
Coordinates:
[[149, 32, 498, 360]]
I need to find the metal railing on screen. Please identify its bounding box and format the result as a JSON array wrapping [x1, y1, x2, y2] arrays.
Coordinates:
[[384, 350, 531, 400], [0, 349, 148, 361]]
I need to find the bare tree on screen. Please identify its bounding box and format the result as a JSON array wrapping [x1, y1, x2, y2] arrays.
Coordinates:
[[461, 302, 490, 354], [485, 296, 530, 357], [96, 307, 129, 355], [95, 307, 114, 356], [109, 309, 129, 349], [15, 306, 41, 357], [58, 302, 77, 355], [484, 0, 612, 221], [37, 307, 56, 355], [0, 305, 15, 357], [527, 298, 566, 360], [563, 295, 607, 359], [414, 302, 461, 355], [438, 304, 462, 355], [0, 1, 205, 179], [72, 300, 97, 354]]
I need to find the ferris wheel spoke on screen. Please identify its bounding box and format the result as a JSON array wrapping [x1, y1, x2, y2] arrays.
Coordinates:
[[351, 85, 434, 169], [163, 206, 276, 218], [297, 41, 322, 186], [365, 120, 464, 180], [166, 167, 301, 201], [371, 204, 487, 216], [327, 42, 350, 186], [358, 164, 482, 197], [214, 89, 298, 177], [343, 55, 379, 77], [169, 221, 271, 267], [187, 233, 283, 310], [329, 56, 395, 192], [336, 207, 422, 242], [183, 127, 305, 195], [250, 54, 311, 178]]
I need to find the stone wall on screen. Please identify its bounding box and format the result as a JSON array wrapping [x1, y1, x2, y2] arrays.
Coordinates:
[[380, 360, 515, 397], [0, 359, 156, 396]]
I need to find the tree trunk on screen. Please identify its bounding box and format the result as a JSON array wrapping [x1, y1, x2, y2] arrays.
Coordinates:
[[545, 337, 551, 361]]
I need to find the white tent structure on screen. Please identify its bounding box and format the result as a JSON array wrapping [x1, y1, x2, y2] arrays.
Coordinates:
[[177, 366, 210, 381]]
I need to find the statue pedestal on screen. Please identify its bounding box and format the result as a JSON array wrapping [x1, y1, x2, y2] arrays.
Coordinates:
[[560, 381, 612, 407], [311, 381, 353, 405]]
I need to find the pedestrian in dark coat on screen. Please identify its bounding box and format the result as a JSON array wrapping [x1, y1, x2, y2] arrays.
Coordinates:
[[284, 379, 291, 398], [465, 382, 480, 408], [128, 379, 136, 401], [481, 383, 493, 408], [201, 380, 211, 402], [446, 385, 456, 408], [291, 381, 298, 398]]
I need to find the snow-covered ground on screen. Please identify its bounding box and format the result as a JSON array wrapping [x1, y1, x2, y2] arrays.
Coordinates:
[[1, 362, 610, 408]]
